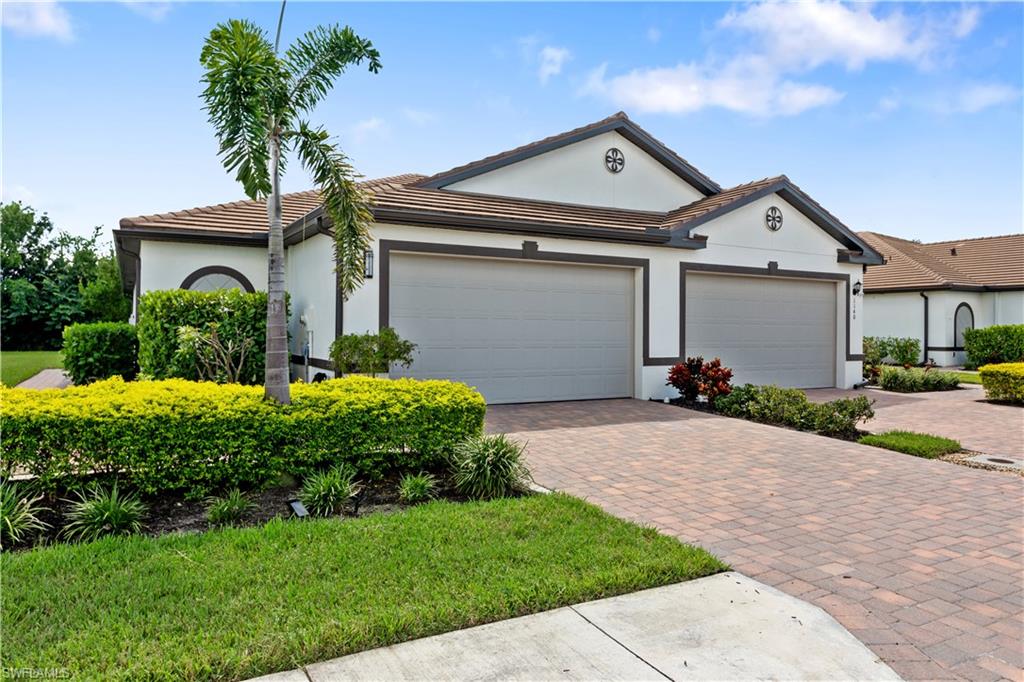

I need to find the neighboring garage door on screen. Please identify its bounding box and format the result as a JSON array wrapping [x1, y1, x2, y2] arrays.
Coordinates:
[[685, 273, 837, 388], [389, 253, 634, 403]]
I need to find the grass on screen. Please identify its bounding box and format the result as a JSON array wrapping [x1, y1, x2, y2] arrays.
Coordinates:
[[0, 350, 62, 387], [949, 370, 982, 385], [859, 430, 962, 459], [2, 493, 725, 681]]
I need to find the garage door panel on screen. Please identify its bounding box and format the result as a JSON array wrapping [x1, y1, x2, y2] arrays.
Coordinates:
[[686, 273, 836, 388], [390, 254, 634, 403]]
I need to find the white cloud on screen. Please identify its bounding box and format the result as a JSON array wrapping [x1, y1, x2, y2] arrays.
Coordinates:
[[349, 118, 389, 144], [1, 2, 73, 42], [953, 6, 981, 39], [402, 108, 436, 126], [537, 45, 571, 84], [120, 1, 173, 22], [646, 27, 661, 44], [944, 83, 1020, 114]]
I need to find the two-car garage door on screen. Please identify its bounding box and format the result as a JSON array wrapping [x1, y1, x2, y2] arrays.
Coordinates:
[[389, 253, 634, 404]]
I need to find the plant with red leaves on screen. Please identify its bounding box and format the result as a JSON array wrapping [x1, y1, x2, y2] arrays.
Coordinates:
[[667, 356, 734, 405]]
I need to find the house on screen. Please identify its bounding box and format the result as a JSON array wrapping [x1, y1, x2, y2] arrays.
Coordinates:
[[115, 112, 883, 403], [858, 231, 1024, 366]]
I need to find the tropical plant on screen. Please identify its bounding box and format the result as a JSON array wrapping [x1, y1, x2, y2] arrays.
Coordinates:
[[329, 327, 416, 374], [298, 465, 362, 517], [0, 481, 50, 549], [199, 11, 382, 403], [62, 483, 147, 542], [398, 472, 438, 504], [450, 435, 531, 500], [667, 356, 734, 405], [205, 488, 258, 527]]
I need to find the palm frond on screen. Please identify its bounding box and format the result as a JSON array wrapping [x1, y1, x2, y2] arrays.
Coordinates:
[[284, 25, 381, 112], [200, 19, 287, 199], [291, 122, 374, 297]]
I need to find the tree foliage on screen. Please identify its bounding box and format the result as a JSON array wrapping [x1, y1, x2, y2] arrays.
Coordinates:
[[1, 202, 130, 350]]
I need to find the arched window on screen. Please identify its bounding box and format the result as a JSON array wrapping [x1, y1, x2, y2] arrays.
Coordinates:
[[954, 302, 974, 349], [180, 266, 255, 293]]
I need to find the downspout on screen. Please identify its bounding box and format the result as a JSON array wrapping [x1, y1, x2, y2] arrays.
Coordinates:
[[920, 292, 929, 365]]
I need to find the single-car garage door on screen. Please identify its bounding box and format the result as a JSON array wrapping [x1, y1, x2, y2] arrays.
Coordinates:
[[685, 273, 836, 388], [389, 253, 635, 403]]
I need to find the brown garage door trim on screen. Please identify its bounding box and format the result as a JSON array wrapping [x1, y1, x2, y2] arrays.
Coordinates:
[[679, 262, 862, 363], [379, 239, 671, 367]]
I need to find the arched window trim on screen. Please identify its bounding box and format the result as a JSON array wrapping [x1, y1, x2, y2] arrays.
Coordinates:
[[953, 302, 974, 351], [180, 266, 255, 293]]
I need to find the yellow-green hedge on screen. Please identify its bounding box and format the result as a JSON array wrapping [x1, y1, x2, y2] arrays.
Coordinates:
[[978, 363, 1024, 404], [1, 377, 485, 497]]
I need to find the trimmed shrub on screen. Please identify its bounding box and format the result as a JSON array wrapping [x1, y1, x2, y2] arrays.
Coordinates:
[[61, 322, 138, 385], [0, 376, 485, 498], [878, 366, 960, 393], [810, 397, 874, 439], [863, 336, 921, 368], [978, 363, 1024, 404], [136, 289, 270, 384], [329, 327, 416, 374], [666, 356, 733, 405], [715, 384, 873, 439], [964, 325, 1024, 368]]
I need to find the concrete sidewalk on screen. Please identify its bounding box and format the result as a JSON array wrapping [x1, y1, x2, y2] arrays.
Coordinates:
[[250, 573, 899, 681], [15, 368, 71, 389]]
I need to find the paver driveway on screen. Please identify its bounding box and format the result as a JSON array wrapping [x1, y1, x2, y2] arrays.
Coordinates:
[[487, 400, 1024, 681]]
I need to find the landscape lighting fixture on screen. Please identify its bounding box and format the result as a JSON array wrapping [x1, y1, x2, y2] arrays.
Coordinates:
[[288, 498, 309, 518], [364, 249, 374, 278]]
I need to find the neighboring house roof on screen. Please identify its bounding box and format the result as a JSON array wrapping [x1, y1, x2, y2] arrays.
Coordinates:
[[414, 111, 722, 196], [859, 231, 1024, 292]]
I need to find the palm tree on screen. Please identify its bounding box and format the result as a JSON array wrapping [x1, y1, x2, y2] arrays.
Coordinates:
[[199, 13, 380, 403]]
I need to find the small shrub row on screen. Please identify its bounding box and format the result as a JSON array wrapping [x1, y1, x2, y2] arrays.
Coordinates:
[[863, 336, 921, 368], [978, 363, 1024, 404], [964, 325, 1024, 368], [1, 376, 486, 499], [877, 366, 960, 393], [858, 431, 961, 459], [61, 322, 138, 385], [716, 384, 874, 439]]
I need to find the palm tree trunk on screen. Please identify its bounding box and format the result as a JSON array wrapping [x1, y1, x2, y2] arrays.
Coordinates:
[[265, 131, 290, 403]]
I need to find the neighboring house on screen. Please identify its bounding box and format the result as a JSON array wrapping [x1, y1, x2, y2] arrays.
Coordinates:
[[859, 231, 1024, 367], [115, 112, 882, 403]]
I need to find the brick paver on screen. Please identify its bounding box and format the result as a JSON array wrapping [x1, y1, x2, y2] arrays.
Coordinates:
[[488, 400, 1024, 681], [805, 385, 1023, 459]]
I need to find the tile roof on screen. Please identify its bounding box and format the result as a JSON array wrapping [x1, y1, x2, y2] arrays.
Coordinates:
[[859, 231, 1024, 291], [663, 176, 785, 227]]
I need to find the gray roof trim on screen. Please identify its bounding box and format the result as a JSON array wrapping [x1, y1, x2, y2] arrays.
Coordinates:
[[416, 118, 721, 195], [865, 283, 1021, 294]]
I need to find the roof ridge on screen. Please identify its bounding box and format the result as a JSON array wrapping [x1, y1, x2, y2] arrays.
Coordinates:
[[922, 233, 1024, 245], [872, 232, 982, 286]]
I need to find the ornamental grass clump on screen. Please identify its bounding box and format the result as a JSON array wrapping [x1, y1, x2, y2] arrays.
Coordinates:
[[450, 435, 530, 500], [0, 481, 49, 549], [62, 483, 147, 542], [205, 488, 258, 527], [398, 472, 438, 504], [299, 465, 362, 517]]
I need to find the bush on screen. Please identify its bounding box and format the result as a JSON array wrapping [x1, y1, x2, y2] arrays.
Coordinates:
[[1, 376, 485, 499], [136, 289, 271, 384], [62, 483, 146, 542], [450, 434, 530, 500], [964, 325, 1024, 368], [878, 366, 960, 393], [859, 430, 961, 459], [61, 322, 138, 385], [329, 327, 417, 374], [299, 465, 361, 517], [398, 472, 438, 504], [206, 489, 257, 527], [666, 356, 733, 405], [715, 384, 873, 439], [862, 336, 885, 370], [863, 336, 921, 368], [978, 363, 1024, 404], [0, 481, 49, 549]]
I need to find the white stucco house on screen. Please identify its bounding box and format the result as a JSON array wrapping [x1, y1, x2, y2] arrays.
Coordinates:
[[115, 112, 884, 403], [858, 232, 1024, 367]]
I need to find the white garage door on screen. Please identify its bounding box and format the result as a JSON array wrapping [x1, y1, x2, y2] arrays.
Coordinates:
[[685, 273, 837, 388], [389, 253, 634, 403]]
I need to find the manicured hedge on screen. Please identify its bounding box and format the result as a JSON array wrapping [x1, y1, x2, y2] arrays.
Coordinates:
[[877, 366, 961, 393], [863, 336, 921, 367], [978, 363, 1024, 404], [0, 376, 485, 498], [61, 322, 138, 385], [715, 384, 874, 439], [964, 325, 1024, 368], [136, 289, 270, 384]]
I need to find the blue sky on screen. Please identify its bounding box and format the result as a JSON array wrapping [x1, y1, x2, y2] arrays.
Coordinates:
[[3, 1, 1022, 244]]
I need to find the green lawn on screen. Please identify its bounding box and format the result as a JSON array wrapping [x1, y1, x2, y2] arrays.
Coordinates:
[[950, 370, 982, 385], [859, 430, 962, 459], [0, 350, 63, 387], [2, 493, 725, 681]]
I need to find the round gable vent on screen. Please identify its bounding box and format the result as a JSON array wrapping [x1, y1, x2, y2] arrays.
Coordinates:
[[604, 148, 624, 174], [765, 206, 783, 231]]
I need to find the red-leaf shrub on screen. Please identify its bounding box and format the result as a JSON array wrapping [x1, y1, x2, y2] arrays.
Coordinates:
[[667, 356, 734, 405]]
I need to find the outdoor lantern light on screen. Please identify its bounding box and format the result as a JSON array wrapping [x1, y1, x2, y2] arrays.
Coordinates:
[[852, 281, 863, 295], [364, 249, 374, 278], [288, 498, 309, 518]]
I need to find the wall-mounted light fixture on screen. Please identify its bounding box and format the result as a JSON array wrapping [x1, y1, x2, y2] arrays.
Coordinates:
[[364, 249, 374, 279], [852, 281, 863, 296]]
